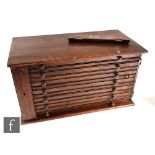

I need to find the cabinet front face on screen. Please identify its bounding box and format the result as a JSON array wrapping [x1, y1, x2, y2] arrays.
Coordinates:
[[11, 54, 141, 123]]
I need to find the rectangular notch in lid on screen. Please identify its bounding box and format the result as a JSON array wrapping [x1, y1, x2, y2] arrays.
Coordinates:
[[68, 37, 130, 44]]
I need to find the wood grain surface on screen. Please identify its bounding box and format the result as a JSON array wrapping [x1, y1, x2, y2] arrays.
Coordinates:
[[8, 30, 147, 67]]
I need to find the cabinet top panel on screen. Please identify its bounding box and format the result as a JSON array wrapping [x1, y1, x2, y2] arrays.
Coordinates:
[[8, 30, 147, 67]]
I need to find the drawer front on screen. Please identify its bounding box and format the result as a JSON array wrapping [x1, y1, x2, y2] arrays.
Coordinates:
[[27, 55, 141, 119]]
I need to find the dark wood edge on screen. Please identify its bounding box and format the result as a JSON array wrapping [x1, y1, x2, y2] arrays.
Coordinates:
[[8, 53, 145, 68]]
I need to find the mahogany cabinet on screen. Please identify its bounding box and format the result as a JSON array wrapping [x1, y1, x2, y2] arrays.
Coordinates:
[[7, 30, 147, 124]]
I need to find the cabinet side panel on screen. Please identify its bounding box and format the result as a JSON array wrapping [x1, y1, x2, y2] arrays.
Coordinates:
[[11, 67, 37, 121]]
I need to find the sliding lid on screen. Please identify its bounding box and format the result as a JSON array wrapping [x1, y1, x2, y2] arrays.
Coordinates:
[[8, 30, 147, 67]]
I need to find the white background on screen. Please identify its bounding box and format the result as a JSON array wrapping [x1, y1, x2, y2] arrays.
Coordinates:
[[0, 0, 155, 155]]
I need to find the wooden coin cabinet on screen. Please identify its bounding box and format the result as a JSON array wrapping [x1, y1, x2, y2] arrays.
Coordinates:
[[7, 30, 147, 124]]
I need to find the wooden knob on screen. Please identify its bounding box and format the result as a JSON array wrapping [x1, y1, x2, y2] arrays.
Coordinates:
[[45, 112, 49, 117], [124, 75, 129, 79], [111, 102, 116, 106], [117, 56, 122, 60], [115, 64, 120, 68], [124, 74, 133, 79], [129, 75, 133, 78], [41, 82, 47, 87], [139, 60, 142, 65], [40, 64, 45, 70], [41, 73, 46, 78]]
